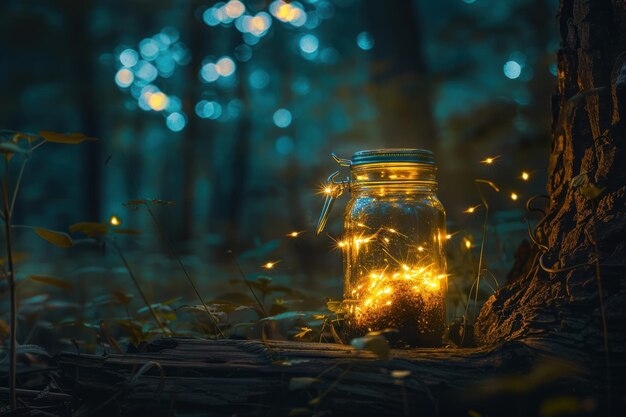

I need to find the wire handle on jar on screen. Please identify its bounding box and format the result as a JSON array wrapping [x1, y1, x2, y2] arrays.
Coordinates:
[[316, 154, 351, 235]]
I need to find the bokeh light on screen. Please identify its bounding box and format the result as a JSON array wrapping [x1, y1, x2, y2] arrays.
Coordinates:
[[276, 135, 294, 154], [299, 34, 319, 54], [356, 31, 374, 50], [503, 60, 522, 79], [249, 69, 270, 89], [270, 0, 307, 26], [166, 112, 187, 131], [224, 0, 245, 19], [247, 13, 272, 37], [147, 91, 168, 111], [195, 100, 223, 120], [139, 38, 160, 61], [119, 49, 139, 67], [273, 108, 292, 128], [135, 61, 159, 83], [115, 68, 134, 87], [200, 63, 219, 82], [216, 56, 236, 76]]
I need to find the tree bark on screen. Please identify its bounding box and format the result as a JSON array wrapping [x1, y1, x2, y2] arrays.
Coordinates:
[[55, 337, 591, 417], [475, 0, 626, 411]]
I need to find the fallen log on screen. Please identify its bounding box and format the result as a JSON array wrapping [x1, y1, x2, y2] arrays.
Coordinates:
[[55, 337, 599, 417]]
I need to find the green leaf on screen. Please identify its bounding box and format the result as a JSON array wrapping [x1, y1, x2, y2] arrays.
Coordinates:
[[69, 222, 109, 237], [35, 227, 73, 248], [262, 311, 306, 321], [326, 300, 346, 314], [350, 333, 391, 360], [39, 131, 97, 144], [30, 275, 73, 290], [294, 327, 313, 338]]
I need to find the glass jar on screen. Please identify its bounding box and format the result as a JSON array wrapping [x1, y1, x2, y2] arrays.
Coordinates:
[[317, 149, 447, 347]]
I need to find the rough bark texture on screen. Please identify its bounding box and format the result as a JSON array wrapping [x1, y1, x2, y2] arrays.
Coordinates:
[[475, 0, 626, 400], [52, 337, 591, 417]]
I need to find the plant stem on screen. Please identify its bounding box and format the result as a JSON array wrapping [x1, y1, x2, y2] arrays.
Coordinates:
[[144, 206, 225, 338], [2, 157, 17, 410], [122, 153, 224, 337], [111, 240, 169, 336], [472, 180, 500, 320], [9, 158, 27, 215]]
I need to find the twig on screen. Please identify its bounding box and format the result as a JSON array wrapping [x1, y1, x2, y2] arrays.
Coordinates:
[[471, 179, 499, 323], [2, 156, 17, 410], [233, 257, 268, 318], [9, 158, 27, 216], [111, 240, 169, 336], [121, 152, 224, 338], [0, 387, 72, 401]]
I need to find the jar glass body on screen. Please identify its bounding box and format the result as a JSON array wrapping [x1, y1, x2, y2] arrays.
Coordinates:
[[341, 163, 447, 347]]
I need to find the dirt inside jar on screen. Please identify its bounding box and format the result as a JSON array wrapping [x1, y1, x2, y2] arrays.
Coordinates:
[[342, 280, 446, 347]]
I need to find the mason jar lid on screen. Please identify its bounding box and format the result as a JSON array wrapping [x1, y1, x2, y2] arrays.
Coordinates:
[[351, 148, 435, 166]]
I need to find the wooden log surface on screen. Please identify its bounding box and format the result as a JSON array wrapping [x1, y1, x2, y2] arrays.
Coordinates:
[[54, 336, 599, 417]]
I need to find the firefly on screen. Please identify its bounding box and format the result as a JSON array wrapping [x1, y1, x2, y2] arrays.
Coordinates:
[[464, 204, 481, 214], [521, 171, 530, 181], [262, 261, 280, 270], [110, 216, 121, 226], [464, 238, 472, 249], [480, 155, 501, 165], [287, 231, 304, 238], [510, 192, 519, 201]]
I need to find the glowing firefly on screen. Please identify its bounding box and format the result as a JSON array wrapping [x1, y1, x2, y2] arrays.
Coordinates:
[[510, 192, 519, 201], [464, 238, 472, 249], [287, 231, 304, 238], [110, 216, 121, 226], [521, 171, 530, 181], [480, 155, 501, 165], [464, 204, 481, 214], [262, 261, 280, 270]]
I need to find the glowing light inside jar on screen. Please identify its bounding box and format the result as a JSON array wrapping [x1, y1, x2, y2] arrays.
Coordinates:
[[338, 227, 447, 328]]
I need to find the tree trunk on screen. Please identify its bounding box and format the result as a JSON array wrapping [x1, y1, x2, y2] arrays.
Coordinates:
[[67, 0, 102, 222], [475, 0, 626, 411], [364, 0, 437, 151]]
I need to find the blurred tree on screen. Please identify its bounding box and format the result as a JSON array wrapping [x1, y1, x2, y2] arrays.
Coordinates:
[[365, 0, 436, 151], [66, 0, 103, 222]]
